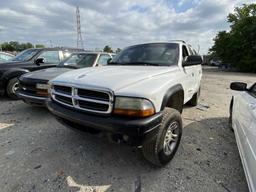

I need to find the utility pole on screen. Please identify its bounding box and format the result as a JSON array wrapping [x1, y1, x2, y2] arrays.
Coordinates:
[[76, 6, 84, 49]]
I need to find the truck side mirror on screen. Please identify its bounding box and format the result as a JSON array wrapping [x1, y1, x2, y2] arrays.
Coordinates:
[[35, 58, 44, 66], [183, 55, 203, 67], [230, 82, 247, 91]]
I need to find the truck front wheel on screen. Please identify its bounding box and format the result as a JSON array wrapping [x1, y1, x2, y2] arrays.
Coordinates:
[[142, 108, 182, 166]]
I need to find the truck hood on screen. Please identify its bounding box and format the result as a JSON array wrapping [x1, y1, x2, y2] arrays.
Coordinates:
[[21, 67, 72, 82], [51, 66, 178, 91]]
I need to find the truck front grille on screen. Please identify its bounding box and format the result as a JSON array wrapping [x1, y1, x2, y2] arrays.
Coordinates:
[[51, 84, 113, 114], [53, 85, 72, 95], [55, 95, 73, 105], [77, 88, 110, 101]]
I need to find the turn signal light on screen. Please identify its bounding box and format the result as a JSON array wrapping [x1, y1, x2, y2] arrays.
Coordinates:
[[36, 91, 49, 97], [113, 108, 155, 117]]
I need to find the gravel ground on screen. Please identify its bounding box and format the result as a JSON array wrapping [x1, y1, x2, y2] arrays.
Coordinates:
[[0, 67, 255, 192]]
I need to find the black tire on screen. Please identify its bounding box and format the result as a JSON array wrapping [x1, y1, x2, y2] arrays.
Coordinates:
[[142, 108, 182, 166], [189, 88, 200, 106], [6, 77, 19, 99], [229, 98, 234, 131]]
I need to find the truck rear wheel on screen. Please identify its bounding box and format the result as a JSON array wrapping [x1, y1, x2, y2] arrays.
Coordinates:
[[142, 108, 182, 166], [6, 77, 19, 99]]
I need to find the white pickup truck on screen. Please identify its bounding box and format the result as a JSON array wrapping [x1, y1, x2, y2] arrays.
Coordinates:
[[46, 41, 202, 166]]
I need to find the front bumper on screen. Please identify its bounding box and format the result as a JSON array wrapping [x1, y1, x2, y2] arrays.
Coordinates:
[[18, 76, 49, 105], [17, 90, 47, 106], [46, 99, 163, 145]]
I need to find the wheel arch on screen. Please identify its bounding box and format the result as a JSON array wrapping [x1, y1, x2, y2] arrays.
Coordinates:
[[160, 84, 184, 113], [2, 69, 29, 89]]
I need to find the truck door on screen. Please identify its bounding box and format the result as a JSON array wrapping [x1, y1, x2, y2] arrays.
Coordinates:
[[188, 47, 202, 92], [182, 45, 195, 102]]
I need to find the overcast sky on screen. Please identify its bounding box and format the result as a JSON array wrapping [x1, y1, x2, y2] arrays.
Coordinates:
[[0, 0, 254, 54]]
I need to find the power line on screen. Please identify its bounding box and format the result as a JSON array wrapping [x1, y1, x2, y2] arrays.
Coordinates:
[[76, 6, 84, 49]]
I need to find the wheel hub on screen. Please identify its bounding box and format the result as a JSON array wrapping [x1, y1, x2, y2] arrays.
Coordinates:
[[12, 82, 19, 93], [163, 121, 179, 156]]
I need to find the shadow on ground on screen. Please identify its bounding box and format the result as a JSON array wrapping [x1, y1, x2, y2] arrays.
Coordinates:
[[0, 103, 248, 192]]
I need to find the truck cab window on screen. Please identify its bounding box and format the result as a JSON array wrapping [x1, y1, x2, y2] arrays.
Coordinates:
[[182, 46, 189, 59]]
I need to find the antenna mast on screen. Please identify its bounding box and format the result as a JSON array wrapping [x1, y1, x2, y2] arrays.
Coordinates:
[[76, 6, 84, 48]]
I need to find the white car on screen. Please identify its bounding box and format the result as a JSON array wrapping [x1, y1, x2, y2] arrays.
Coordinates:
[[0, 52, 14, 63], [46, 41, 202, 166], [230, 82, 256, 192]]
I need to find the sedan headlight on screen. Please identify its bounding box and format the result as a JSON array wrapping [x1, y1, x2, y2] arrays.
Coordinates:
[[113, 97, 155, 117], [47, 83, 53, 95]]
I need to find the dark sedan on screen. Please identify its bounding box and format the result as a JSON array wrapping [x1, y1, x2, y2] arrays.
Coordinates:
[[17, 52, 112, 106], [0, 47, 83, 98]]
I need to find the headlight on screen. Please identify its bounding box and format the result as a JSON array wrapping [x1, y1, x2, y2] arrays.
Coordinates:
[[113, 97, 155, 117]]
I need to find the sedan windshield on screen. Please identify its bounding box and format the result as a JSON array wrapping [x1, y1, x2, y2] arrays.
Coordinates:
[[111, 43, 179, 66], [58, 53, 97, 68], [12, 49, 39, 62]]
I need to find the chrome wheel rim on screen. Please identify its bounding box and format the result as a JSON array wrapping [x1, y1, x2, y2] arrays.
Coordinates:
[[12, 82, 19, 93], [163, 121, 179, 156]]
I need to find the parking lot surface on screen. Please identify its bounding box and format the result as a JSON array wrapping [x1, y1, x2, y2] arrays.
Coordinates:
[[0, 67, 255, 192]]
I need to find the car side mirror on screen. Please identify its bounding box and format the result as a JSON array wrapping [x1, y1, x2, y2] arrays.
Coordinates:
[[35, 58, 44, 66], [107, 58, 112, 64], [230, 82, 247, 91], [183, 55, 203, 67]]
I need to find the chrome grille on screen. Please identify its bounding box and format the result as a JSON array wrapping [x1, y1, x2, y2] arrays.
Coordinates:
[[53, 85, 72, 95], [51, 84, 113, 114], [77, 88, 109, 101]]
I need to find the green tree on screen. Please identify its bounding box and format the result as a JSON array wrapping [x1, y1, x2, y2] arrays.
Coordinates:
[[115, 48, 122, 53], [18, 42, 33, 51], [209, 3, 256, 72], [1, 41, 34, 52], [1, 42, 15, 51], [103, 45, 113, 53], [35, 44, 45, 48]]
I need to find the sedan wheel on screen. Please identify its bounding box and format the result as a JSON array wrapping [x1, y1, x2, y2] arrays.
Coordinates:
[[6, 77, 19, 99]]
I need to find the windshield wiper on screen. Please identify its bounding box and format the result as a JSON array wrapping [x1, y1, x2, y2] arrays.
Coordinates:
[[108, 61, 123, 65], [109, 61, 160, 66], [58, 65, 78, 69], [123, 62, 160, 66]]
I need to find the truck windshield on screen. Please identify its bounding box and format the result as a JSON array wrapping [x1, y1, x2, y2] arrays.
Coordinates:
[[58, 53, 97, 68], [12, 49, 39, 62], [110, 43, 179, 66]]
